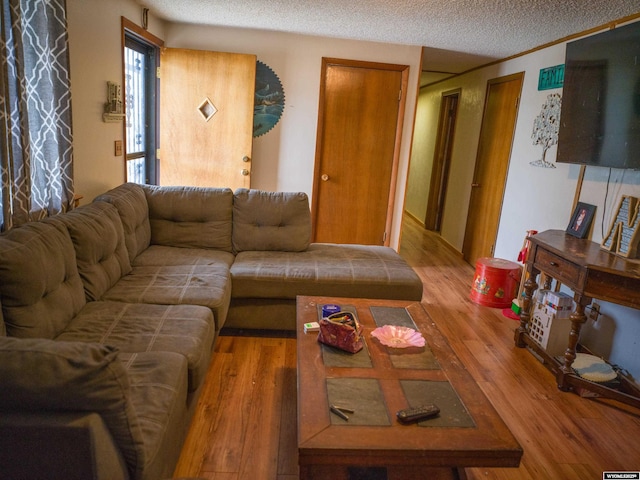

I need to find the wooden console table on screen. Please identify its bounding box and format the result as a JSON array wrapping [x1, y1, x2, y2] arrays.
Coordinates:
[[514, 229, 640, 409]]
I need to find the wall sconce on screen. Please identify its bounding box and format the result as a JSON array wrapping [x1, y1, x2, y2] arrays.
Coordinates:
[[103, 81, 125, 123]]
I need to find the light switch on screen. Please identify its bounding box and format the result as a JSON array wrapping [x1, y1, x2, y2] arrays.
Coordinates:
[[114, 140, 123, 156]]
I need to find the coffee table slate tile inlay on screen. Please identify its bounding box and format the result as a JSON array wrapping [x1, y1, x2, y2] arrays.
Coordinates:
[[370, 305, 440, 370], [327, 378, 391, 426], [400, 379, 476, 428]]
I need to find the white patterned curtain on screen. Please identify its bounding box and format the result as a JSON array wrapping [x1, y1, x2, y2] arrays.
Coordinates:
[[0, 0, 73, 231]]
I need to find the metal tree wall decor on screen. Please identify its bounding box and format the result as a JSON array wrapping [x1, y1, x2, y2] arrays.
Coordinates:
[[530, 93, 561, 168]]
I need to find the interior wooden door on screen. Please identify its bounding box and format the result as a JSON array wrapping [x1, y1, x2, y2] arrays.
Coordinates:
[[462, 73, 523, 266], [159, 48, 256, 189], [311, 58, 408, 245], [425, 90, 459, 231]]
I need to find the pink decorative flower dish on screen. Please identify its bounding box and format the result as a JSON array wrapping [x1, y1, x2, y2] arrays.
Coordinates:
[[371, 325, 425, 348]]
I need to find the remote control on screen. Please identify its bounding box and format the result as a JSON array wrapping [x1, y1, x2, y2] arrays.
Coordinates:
[[396, 404, 440, 423]]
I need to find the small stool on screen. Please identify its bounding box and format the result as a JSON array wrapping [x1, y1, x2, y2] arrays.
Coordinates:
[[470, 257, 521, 308]]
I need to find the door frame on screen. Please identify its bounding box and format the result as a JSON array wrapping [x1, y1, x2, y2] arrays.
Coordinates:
[[310, 57, 409, 245]]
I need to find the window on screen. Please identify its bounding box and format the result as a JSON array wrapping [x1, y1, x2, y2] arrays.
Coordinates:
[[122, 18, 163, 185]]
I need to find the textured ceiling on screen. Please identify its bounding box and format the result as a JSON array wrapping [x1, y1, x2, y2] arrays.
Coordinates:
[[139, 0, 640, 81]]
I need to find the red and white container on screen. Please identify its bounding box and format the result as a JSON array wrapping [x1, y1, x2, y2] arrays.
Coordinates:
[[470, 257, 522, 308]]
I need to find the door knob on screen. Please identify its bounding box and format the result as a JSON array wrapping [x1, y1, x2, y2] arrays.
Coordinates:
[[321, 174, 330, 182], [241, 169, 250, 176], [242, 156, 250, 163]]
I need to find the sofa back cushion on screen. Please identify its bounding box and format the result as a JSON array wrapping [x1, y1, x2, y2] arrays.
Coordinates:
[[94, 183, 151, 262], [232, 188, 311, 252], [0, 337, 144, 478], [0, 221, 86, 339], [52, 202, 132, 302], [142, 184, 234, 253]]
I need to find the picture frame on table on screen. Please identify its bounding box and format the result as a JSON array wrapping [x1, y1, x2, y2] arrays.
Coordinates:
[[566, 202, 596, 238]]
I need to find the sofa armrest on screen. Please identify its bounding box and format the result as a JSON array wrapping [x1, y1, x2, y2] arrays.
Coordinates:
[[0, 337, 144, 477], [0, 411, 129, 480]]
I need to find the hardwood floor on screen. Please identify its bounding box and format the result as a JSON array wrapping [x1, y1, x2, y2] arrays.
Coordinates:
[[174, 215, 640, 479]]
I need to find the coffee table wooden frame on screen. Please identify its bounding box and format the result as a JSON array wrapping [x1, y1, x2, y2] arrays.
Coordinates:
[[297, 296, 522, 480]]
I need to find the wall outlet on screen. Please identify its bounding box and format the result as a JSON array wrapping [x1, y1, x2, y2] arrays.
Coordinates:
[[588, 302, 600, 321], [114, 140, 123, 156]]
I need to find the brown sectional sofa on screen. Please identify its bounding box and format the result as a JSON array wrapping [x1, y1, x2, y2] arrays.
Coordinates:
[[0, 182, 423, 480]]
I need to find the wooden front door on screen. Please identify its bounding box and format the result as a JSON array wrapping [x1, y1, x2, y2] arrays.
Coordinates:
[[462, 73, 523, 266], [159, 48, 256, 189], [311, 58, 408, 246]]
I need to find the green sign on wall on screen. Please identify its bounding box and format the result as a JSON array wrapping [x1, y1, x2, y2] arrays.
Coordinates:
[[538, 64, 565, 90]]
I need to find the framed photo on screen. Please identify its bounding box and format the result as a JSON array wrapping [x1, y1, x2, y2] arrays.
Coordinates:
[[566, 202, 596, 238]]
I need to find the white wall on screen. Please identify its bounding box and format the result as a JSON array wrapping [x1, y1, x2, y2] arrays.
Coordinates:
[[163, 24, 422, 248], [404, 90, 438, 222], [406, 24, 640, 381], [66, 0, 166, 204]]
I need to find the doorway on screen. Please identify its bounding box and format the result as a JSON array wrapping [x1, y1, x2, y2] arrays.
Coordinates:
[[425, 90, 459, 231], [462, 72, 523, 266], [311, 58, 409, 245]]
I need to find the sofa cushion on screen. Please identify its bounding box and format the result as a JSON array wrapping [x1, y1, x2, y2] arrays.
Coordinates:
[[52, 202, 132, 302], [230, 243, 423, 300], [132, 245, 236, 268], [232, 188, 311, 252], [119, 351, 189, 480], [102, 264, 232, 331], [142, 184, 234, 253], [0, 221, 86, 338], [94, 183, 151, 262], [56, 301, 215, 392], [0, 337, 145, 478]]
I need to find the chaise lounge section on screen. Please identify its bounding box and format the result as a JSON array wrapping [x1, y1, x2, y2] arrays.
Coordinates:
[[0, 182, 423, 480]]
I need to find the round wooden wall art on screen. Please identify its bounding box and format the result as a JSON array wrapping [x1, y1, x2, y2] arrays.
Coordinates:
[[253, 61, 285, 137]]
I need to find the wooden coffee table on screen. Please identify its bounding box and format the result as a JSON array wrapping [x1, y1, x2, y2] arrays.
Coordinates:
[[297, 296, 522, 480]]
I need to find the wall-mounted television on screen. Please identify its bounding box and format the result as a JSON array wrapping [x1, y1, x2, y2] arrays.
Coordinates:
[[556, 21, 640, 169]]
